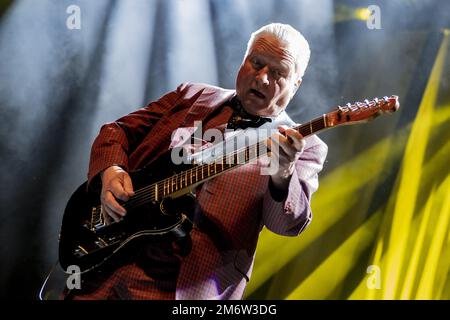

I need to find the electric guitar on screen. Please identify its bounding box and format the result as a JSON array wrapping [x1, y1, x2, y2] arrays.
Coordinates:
[[58, 95, 400, 276]]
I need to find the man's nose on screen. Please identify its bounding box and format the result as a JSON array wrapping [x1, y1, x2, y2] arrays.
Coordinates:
[[255, 66, 269, 85]]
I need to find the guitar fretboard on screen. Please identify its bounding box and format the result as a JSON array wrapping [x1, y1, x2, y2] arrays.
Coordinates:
[[96, 94, 398, 226], [145, 115, 327, 201]]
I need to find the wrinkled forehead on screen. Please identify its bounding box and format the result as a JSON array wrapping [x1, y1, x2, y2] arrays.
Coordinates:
[[249, 35, 298, 70]]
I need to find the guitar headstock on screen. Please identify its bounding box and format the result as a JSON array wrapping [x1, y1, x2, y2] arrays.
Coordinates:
[[326, 95, 400, 127]]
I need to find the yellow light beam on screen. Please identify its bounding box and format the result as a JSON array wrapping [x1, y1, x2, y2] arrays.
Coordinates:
[[381, 31, 448, 299], [415, 176, 450, 299], [399, 187, 435, 299], [350, 134, 450, 299], [435, 211, 450, 299], [286, 211, 381, 300], [246, 129, 408, 296]]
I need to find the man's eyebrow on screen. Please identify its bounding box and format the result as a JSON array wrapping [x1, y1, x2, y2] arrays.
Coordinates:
[[249, 49, 293, 74]]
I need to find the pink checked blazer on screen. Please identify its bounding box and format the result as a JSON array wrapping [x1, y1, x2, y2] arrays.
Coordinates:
[[87, 83, 328, 300]]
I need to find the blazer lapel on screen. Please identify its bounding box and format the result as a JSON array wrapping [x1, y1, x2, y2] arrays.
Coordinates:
[[181, 86, 236, 128]]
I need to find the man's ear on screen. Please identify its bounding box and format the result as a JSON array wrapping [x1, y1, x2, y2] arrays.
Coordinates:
[[292, 78, 302, 96]]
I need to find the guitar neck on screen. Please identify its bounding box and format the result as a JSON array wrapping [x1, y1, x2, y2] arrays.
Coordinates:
[[122, 95, 400, 205], [145, 114, 329, 201], [295, 114, 328, 137]]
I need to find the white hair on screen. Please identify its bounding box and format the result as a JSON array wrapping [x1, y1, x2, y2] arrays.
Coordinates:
[[245, 23, 311, 79]]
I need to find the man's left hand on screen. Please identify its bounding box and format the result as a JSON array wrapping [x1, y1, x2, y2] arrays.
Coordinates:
[[268, 125, 305, 191]]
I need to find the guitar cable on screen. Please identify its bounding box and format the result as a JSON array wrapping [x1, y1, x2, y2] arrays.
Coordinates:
[[38, 259, 60, 300]]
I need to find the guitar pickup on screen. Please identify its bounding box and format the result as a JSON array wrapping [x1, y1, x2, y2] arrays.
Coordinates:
[[94, 237, 108, 248], [74, 245, 89, 257]]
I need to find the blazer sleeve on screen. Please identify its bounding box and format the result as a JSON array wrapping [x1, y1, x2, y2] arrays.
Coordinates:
[[261, 135, 328, 236], [87, 83, 188, 188]]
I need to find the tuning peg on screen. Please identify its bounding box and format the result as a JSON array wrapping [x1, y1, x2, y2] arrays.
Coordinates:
[[358, 101, 367, 110], [387, 95, 400, 112]]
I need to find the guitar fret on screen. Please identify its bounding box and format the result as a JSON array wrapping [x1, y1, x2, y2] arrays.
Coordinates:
[[153, 184, 158, 201], [83, 98, 396, 219], [160, 115, 329, 197]]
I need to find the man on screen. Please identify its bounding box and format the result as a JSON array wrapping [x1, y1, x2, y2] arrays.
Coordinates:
[[71, 23, 327, 299]]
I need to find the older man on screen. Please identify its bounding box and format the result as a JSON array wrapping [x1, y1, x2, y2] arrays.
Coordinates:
[[69, 23, 327, 300]]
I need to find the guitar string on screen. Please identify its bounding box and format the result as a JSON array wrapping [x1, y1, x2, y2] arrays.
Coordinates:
[[96, 139, 268, 212], [92, 119, 327, 218], [117, 99, 377, 206], [92, 113, 369, 223], [101, 103, 386, 216], [90, 99, 385, 224], [117, 119, 325, 210], [123, 101, 375, 207]]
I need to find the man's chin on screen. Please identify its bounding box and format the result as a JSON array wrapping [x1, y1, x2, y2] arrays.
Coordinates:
[[242, 98, 268, 115]]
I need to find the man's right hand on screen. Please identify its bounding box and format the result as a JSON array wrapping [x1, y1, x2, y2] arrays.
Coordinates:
[[100, 165, 135, 223]]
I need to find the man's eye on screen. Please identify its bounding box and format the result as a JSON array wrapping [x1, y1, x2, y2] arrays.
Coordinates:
[[251, 58, 262, 68], [273, 70, 283, 78]]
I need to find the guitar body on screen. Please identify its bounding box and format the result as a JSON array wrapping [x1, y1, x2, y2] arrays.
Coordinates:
[[58, 152, 196, 275]]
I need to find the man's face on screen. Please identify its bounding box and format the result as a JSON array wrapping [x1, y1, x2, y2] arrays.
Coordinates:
[[236, 34, 300, 117]]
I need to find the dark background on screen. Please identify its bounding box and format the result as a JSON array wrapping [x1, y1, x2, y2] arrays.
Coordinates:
[[0, 0, 449, 300]]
